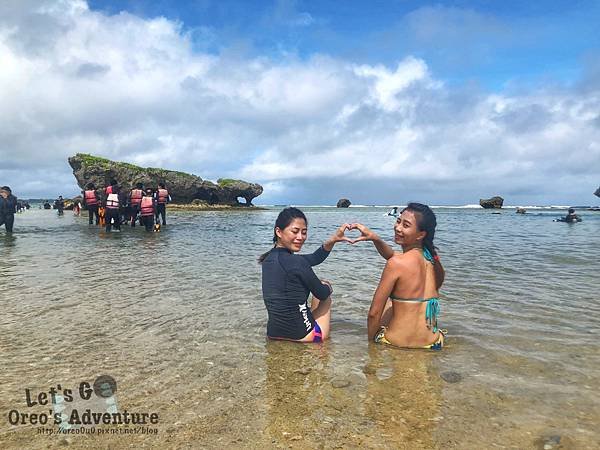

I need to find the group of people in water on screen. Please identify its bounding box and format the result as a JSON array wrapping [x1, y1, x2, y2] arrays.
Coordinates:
[[82, 180, 171, 232], [260, 203, 447, 349], [0, 181, 172, 234]]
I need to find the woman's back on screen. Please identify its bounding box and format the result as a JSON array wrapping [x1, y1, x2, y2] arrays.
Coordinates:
[[385, 249, 441, 346], [389, 249, 438, 300]]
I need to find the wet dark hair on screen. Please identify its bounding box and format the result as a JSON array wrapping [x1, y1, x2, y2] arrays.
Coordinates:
[[110, 179, 117, 186], [86, 183, 95, 189], [401, 202, 438, 257], [2, 186, 11, 192], [159, 182, 166, 188], [136, 183, 143, 189], [258, 207, 308, 263], [568, 208, 575, 214]]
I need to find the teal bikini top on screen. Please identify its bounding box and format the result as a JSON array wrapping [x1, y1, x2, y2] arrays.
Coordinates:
[[389, 247, 440, 332]]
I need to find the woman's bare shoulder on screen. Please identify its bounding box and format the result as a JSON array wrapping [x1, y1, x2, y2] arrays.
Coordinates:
[[386, 251, 408, 268]]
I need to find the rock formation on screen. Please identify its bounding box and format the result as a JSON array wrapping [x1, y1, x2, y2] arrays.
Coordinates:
[[336, 198, 351, 208], [68, 154, 263, 205], [594, 186, 600, 198], [480, 196, 504, 209]]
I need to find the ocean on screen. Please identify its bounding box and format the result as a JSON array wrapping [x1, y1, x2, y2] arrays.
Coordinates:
[[1, 206, 599, 449]]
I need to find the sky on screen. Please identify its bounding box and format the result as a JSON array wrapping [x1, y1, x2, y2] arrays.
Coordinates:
[[1, 0, 599, 205]]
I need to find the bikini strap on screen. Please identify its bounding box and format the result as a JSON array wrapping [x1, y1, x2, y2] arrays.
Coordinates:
[[425, 298, 440, 333], [389, 295, 427, 302], [423, 247, 435, 264]]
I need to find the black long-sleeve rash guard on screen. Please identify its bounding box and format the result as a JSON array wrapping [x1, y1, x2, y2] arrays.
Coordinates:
[[262, 245, 332, 340]]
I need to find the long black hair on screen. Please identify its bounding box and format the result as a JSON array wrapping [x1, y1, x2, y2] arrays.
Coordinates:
[[258, 207, 308, 263], [401, 202, 438, 257]]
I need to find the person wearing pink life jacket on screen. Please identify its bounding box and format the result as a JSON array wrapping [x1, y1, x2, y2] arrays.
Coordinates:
[[104, 184, 121, 232], [140, 188, 157, 231], [104, 179, 117, 197], [154, 182, 171, 226], [128, 182, 144, 227], [82, 183, 100, 225]]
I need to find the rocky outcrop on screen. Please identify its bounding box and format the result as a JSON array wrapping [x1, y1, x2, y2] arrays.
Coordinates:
[[594, 186, 600, 198], [480, 196, 504, 209], [336, 198, 351, 208], [68, 154, 263, 205], [516, 207, 526, 214]]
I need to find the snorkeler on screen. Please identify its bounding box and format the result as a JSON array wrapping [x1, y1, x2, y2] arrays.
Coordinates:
[[129, 183, 144, 227], [351, 203, 447, 350], [154, 182, 171, 226], [54, 196, 65, 216], [105, 179, 118, 196], [104, 185, 121, 232], [260, 207, 352, 342], [83, 183, 100, 225], [139, 189, 157, 232], [564, 208, 581, 223]]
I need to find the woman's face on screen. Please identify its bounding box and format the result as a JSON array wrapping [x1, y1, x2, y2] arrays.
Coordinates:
[[276, 218, 307, 252], [394, 210, 426, 246]]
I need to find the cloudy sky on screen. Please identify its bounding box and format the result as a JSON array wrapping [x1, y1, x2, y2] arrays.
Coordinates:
[[1, 0, 599, 205]]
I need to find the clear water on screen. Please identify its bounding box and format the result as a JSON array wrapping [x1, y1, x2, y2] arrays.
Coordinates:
[[1, 207, 599, 449]]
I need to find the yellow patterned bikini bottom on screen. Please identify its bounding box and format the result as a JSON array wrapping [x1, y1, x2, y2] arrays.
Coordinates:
[[374, 326, 446, 350]]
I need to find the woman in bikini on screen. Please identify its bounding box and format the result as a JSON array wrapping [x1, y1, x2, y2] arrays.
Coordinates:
[[351, 203, 446, 349]]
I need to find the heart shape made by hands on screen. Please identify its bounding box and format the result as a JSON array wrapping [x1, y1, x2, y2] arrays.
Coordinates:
[[340, 224, 369, 244]]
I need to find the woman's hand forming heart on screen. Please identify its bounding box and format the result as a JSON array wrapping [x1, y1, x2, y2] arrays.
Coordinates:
[[323, 223, 355, 251], [347, 223, 379, 244], [333, 223, 354, 243]]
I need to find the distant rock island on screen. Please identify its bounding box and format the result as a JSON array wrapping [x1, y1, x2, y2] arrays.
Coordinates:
[[336, 198, 351, 208], [594, 186, 600, 198], [68, 154, 263, 206], [480, 196, 504, 209]]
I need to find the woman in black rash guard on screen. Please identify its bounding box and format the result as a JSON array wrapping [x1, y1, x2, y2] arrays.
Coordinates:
[[260, 207, 351, 342]]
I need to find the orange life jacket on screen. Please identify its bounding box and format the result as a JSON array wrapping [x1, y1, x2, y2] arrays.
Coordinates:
[[98, 207, 106, 226], [157, 188, 169, 204], [130, 189, 143, 206], [106, 193, 119, 209], [140, 196, 154, 216], [84, 190, 98, 206]]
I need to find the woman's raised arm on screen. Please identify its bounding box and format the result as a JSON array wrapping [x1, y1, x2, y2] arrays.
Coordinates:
[[350, 223, 394, 260]]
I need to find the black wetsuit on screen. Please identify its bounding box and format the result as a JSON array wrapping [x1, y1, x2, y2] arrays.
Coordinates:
[[0, 195, 17, 232], [261, 246, 332, 340]]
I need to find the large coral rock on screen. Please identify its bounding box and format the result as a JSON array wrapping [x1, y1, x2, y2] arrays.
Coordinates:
[[68, 154, 263, 205], [480, 196, 504, 209]]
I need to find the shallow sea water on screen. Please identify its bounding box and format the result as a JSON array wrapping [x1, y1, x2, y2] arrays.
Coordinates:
[[1, 206, 599, 449]]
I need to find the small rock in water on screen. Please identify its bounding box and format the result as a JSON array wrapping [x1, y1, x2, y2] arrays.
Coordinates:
[[362, 365, 376, 375], [440, 371, 463, 383], [534, 434, 562, 450], [331, 379, 351, 388]]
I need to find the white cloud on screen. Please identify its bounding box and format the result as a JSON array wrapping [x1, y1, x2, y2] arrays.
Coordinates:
[[0, 1, 598, 205]]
